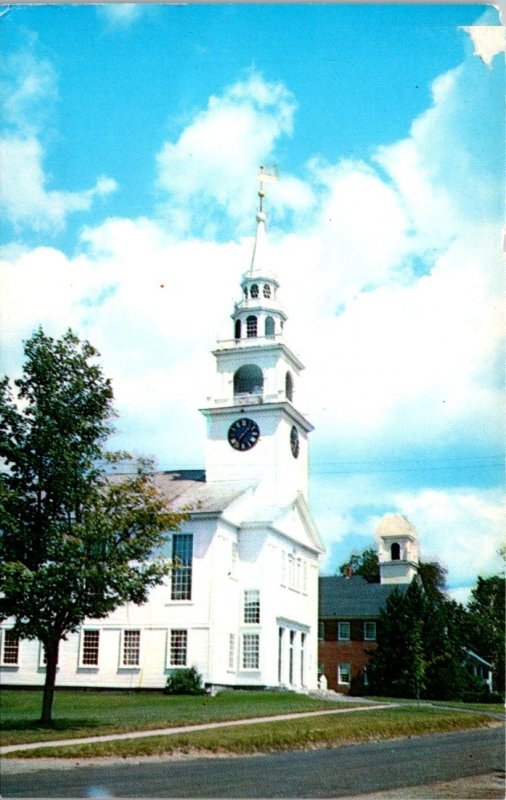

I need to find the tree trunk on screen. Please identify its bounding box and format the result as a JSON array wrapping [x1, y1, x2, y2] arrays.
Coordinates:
[[40, 639, 60, 725]]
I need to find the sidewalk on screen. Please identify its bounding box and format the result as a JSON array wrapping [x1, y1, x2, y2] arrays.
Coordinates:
[[1, 702, 394, 756]]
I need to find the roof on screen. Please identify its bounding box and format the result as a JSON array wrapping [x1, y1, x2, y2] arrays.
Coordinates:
[[319, 575, 409, 619], [110, 470, 256, 515]]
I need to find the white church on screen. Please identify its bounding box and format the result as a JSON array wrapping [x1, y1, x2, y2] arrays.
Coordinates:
[[0, 184, 325, 692]]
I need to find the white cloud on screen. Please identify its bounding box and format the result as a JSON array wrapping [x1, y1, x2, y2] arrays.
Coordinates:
[[156, 73, 303, 233], [0, 47, 118, 234], [97, 4, 144, 29], [0, 136, 118, 233]]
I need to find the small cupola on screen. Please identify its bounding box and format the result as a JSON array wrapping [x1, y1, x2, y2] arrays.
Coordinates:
[[376, 513, 419, 585]]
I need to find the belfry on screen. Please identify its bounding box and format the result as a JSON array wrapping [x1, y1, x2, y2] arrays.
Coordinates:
[[200, 176, 313, 500]]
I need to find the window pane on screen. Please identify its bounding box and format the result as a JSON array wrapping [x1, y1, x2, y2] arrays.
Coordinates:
[[123, 630, 140, 666], [82, 630, 100, 666], [338, 663, 351, 684], [2, 630, 19, 664], [338, 622, 351, 640], [171, 534, 193, 601], [170, 629, 187, 666], [242, 634, 259, 669], [244, 590, 260, 623], [364, 622, 377, 641], [228, 634, 236, 670], [246, 315, 258, 338]]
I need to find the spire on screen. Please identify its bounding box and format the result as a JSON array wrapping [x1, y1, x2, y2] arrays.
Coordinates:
[[249, 166, 278, 280]]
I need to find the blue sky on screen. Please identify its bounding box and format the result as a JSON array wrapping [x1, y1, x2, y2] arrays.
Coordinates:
[[1, 3, 504, 602]]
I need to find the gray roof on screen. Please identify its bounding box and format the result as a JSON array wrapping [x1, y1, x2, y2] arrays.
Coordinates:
[[319, 575, 408, 619], [109, 470, 256, 515]]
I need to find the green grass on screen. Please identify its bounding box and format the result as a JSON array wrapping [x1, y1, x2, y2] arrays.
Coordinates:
[[5, 706, 496, 759], [368, 696, 505, 714], [0, 689, 354, 746]]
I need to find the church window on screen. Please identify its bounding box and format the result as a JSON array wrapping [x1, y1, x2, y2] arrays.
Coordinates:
[[391, 542, 401, 561], [338, 622, 351, 641], [285, 372, 294, 401], [169, 629, 187, 666], [228, 634, 236, 670], [250, 284, 259, 299], [246, 315, 257, 337], [244, 590, 260, 623], [0, 629, 19, 665], [302, 561, 308, 594], [364, 622, 377, 641], [265, 316, 275, 337], [263, 283, 271, 298], [243, 287, 248, 299], [234, 319, 241, 340], [80, 629, 100, 666], [39, 642, 59, 668], [233, 364, 263, 395], [338, 663, 351, 684], [171, 533, 193, 601], [242, 634, 259, 670], [122, 630, 141, 667]]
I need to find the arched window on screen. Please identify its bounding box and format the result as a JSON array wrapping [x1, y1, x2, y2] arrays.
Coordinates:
[[285, 371, 294, 402], [234, 364, 264, 396], [234, 319, 241, 340], [265, 316, 275, 337], [263, 283, 271, 299], [391, 543, 401, 561], [246, 315, 257, 338], [243, 287, 248, 299], [250, 284, 259, 299]]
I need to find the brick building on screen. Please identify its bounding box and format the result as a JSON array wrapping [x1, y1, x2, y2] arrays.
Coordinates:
[[318, 513, 419, 694]]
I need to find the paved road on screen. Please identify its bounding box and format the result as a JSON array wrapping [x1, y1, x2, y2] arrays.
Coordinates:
[[1, 726, 504, 798]]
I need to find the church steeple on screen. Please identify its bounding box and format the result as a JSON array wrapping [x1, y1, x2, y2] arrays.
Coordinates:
[[200, 174, 313, 498], [232, 177, 286, 343]]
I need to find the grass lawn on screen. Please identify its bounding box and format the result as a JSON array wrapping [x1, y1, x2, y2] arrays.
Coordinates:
[[368, 696, 505, 714], [4, 705, 497, 759], [1, 689, 352, 746]]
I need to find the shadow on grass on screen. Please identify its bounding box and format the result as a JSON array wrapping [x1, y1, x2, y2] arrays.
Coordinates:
[[1, 718, 114, 734]]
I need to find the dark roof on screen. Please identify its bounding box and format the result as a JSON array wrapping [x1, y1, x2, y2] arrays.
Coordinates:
[[319, 575, 408, 619]]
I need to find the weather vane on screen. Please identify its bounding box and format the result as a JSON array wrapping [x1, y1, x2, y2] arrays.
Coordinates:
[[257, 164, 278, 212]]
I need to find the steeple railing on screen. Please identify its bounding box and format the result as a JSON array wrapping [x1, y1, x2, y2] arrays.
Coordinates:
[[215, 333, 285, 350]]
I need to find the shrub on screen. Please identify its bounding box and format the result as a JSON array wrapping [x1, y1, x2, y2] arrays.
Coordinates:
[[164, 667, 205, 695]]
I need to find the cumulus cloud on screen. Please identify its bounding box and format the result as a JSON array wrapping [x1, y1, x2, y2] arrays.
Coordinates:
[[0, 45, 117, 234], [0, 136, 118, 233], [156, 73, 309, 234]]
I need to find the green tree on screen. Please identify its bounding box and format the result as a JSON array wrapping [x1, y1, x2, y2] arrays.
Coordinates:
[[0, 329, 184, 724], [339, 548, 380, 582], [465, 575, 505, 695], [367, 577, 470, 700]]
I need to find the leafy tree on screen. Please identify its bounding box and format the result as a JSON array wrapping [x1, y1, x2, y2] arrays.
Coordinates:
[[0, 329, 184, 724], [464, 575, 505, 695], [339, 548, 380, 582], [417, 560, 448, 600], [367, 578, 471, 700]]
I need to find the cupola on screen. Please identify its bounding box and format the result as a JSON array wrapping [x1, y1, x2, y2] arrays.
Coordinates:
[[232, 180, 287, 342]]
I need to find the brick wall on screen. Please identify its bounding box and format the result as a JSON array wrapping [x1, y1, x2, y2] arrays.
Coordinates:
[[318, 619, 378, 694]]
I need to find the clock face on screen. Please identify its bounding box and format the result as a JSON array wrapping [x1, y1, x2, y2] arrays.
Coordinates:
[[228, 418, 260, 451], [290, 425, 300, 458]]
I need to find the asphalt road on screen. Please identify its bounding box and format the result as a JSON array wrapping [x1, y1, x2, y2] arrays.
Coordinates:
[[1, 726, 504, 798]]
